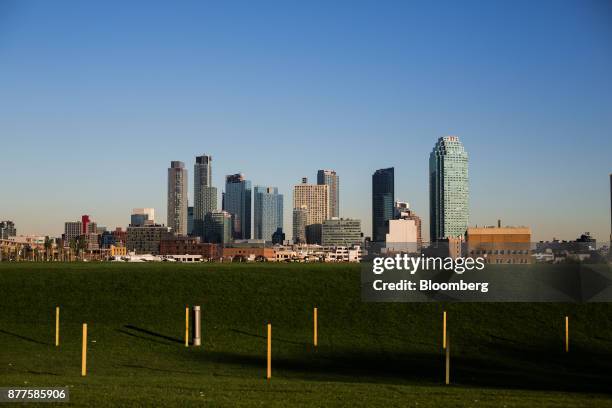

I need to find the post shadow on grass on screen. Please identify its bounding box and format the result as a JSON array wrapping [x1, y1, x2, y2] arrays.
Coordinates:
[[118, 363, 198, 375], [122, 325, 184, 344], [116, 329, 178, 346], [0, 329, 50, 346], [185, 345, 612, 394], [231, 328, 310, 347]]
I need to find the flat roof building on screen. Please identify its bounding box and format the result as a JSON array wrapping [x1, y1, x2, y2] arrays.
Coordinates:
[[466, 224, 532, 264], [322, 218, 362, 247], [126, 224, 172, 255]]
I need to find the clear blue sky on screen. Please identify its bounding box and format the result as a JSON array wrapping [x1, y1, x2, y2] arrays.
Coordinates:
[[1, 0, 611, 242]]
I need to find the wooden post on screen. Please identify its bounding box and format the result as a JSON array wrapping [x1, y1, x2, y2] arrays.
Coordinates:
[[443, 311, 447, 349], [267, 323, 272, 380], [55, 306, 60, 347], [81, 323, 87, 376], [314, 307, 318, 348], [185, 306, 189, 347], [565, 316, 569, 353], [445, 334, 450, 385]]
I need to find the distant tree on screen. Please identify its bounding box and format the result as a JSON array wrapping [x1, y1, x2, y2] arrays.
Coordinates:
[[44, 236, 53, 261]]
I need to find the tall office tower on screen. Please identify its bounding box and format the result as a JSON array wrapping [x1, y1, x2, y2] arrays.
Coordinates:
[[204, 210, 232, 244], [81, 215, 90, 235], [254, 186, 283, 242], [429, 136, 469, 241], [167, 161, 188, 236], [187, 206, 194, 235], [0, 221, 16, 239], [317, 169, 339, 218], [372, 168, 394, 242], [394, 201, 423, 250], [293, 177, 329, 244], [131, 208, 155, 226], [223, 173, 252, 240], [292, 205, 308, 244], [194, 155, 218, 238], [64, 221, 82, 246]]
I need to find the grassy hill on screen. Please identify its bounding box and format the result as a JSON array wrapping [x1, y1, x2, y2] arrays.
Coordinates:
[[1, 262, 612, 406]]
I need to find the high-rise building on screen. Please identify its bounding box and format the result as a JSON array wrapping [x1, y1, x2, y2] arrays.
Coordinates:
[[322, 218, 362, 247], [293, 177, 329, 244], [81, 215, 90, 235], [64, 221, 82, 246], [223, 173, 252, 240], [167, 161, 188, 235], [131, 208, 155, 226], [0, 221, 16, 240], [393, 201, 423, 250], [204, 210, 232, 244], [292, 206, 308, 244], [194, 155, 217, 239], [609, 173, 611, 249], [429, 136, 469, 241], [254, 186, 283, 242], [386, 218, 418, 253], [187, 206, 194, 236], [317, 169, 339, 218], [372, 168, 394, 242]]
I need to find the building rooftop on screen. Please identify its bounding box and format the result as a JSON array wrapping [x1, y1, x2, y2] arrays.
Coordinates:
[[467, 226, 531, 235]]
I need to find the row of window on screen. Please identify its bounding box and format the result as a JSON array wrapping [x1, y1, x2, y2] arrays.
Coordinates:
[[470, 249, 530, 255], [487, 258, 530, 264]]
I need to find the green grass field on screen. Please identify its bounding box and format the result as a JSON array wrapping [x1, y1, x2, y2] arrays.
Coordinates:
[[1, 263, 612, 407]]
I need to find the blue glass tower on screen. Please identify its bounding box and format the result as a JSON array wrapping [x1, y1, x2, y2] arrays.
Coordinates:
[[254, 186, 283, 242], [372, 168, 394, 242], [223, 173, 252, 240], [429, 136, 469, 241]]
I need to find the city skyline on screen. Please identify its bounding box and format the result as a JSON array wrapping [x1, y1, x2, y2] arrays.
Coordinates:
[[2, 146, 611, 243], [1, 1, 611, 241]]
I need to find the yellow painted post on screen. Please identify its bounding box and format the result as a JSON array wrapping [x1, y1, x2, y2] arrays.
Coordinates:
[[445, 335, 450, 385], [314, 307, 318, 348], [443, 311, 447, 349], [565, 316, 569, 353], [267, 324, 272, 380], [185, 306, 189, 347], [81, 323, 87, 377], [55, 306, 60, 347]]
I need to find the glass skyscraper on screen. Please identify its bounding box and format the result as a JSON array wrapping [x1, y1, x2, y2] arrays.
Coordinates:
[[194, 155, 217, 239], [372, 167, 394, 242], [429, 136, 469, 241], [253, 186, 283, 242], [292, 205, 308, 244], [204, 210, 232, 244], [187, 206, 194, 235], [223, 173, 252, 240]]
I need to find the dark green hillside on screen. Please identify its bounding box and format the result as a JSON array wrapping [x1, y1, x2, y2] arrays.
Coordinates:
[[0, 263, 611, 407]]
